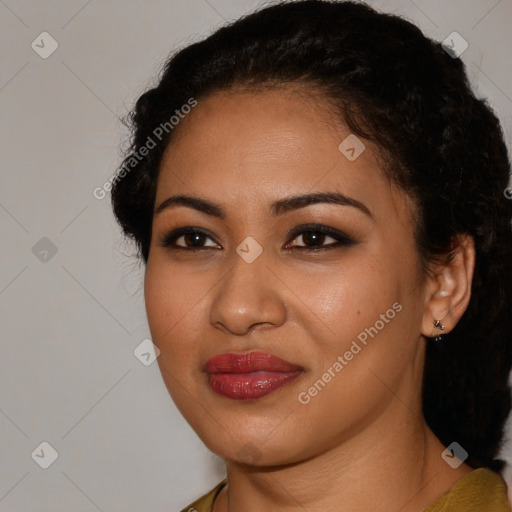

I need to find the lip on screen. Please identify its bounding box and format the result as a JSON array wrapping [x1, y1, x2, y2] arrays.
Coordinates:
[[204, 352, 304, 400]]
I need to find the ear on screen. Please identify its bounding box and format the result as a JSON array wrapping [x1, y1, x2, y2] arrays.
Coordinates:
[[421, 234, 475, 338]]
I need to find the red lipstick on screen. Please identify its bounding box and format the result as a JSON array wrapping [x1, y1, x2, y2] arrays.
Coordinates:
[[204, 352, 303, 400]]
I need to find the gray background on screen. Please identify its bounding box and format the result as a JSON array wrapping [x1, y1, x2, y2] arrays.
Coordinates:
[[1, 0, 511, 510]]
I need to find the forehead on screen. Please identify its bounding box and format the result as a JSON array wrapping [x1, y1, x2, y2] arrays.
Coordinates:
[[169, 84, 342, 150], [155, 87, 412, 225]]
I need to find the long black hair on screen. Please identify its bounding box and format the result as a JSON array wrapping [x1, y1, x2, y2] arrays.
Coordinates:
[[111, 0, 512, 471]]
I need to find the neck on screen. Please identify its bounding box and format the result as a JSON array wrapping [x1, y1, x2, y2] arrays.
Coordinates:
[[214, 399, 472, 512]]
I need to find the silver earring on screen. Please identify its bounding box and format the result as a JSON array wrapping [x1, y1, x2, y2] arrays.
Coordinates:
[[433, 319, 445, 342]]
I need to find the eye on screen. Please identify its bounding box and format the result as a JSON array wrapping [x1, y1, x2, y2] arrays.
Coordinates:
[[285, 224, 356, 251], [159, 224, 356, 252], [159, 227, 220, 250]]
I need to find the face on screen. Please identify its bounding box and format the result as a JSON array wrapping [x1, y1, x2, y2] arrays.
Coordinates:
[[144, 86, 429, 466]]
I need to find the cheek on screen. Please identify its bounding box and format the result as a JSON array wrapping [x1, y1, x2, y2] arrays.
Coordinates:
[[144, 259, 203, 367], [291, 248, 420, 395], [144, 260, 210, 419], [290, 251, 404, 343]]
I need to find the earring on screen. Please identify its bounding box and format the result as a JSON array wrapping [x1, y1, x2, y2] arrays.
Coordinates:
[[433, 319, 445, 342]]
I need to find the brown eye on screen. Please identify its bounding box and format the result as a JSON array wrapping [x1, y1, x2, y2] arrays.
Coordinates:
[[160, 228, 220, 250], [291, 231, 335, 248], [159, 224, 356, 252], [179, 232, 209, 248], [285, 224, 356, 251]]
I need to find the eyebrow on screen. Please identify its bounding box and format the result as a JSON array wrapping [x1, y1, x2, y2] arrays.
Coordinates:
[[154, 191, 373, 219]]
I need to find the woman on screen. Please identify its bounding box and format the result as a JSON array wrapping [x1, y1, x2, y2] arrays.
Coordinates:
[[111, 1, 512, 510]]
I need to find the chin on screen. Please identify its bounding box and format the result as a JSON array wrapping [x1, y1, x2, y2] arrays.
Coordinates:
[[199, 424, 307, 467]]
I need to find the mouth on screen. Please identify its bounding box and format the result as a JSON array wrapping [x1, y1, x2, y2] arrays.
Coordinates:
[[203, 351, 304, 400]]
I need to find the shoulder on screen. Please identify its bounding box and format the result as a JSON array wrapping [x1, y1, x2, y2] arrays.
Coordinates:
[[425, 468, 511, 512], [180, 479, 227, 512], [178, 470, 510, 512]]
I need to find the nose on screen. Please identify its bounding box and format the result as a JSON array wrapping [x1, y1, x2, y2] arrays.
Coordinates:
[[209, 252, 287, 336]]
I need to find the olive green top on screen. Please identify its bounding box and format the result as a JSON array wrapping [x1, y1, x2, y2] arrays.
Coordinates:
[[180, 468, 511, 512]]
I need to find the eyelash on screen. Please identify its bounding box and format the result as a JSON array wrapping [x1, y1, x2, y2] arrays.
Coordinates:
[[159, 224, 356, 252]]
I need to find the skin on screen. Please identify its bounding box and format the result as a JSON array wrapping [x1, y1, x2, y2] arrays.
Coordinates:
[[144, 85, 476, 512]]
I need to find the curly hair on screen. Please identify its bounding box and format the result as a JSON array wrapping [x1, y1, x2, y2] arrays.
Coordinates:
[[111, 0, 512, 471]]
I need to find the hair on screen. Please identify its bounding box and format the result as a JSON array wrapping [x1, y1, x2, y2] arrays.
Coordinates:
[[111, 0, 512, 471]]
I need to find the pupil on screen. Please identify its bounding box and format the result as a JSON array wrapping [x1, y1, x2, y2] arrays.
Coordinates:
[[304, 232, 324, 246], [185, 233, 204, 247]]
